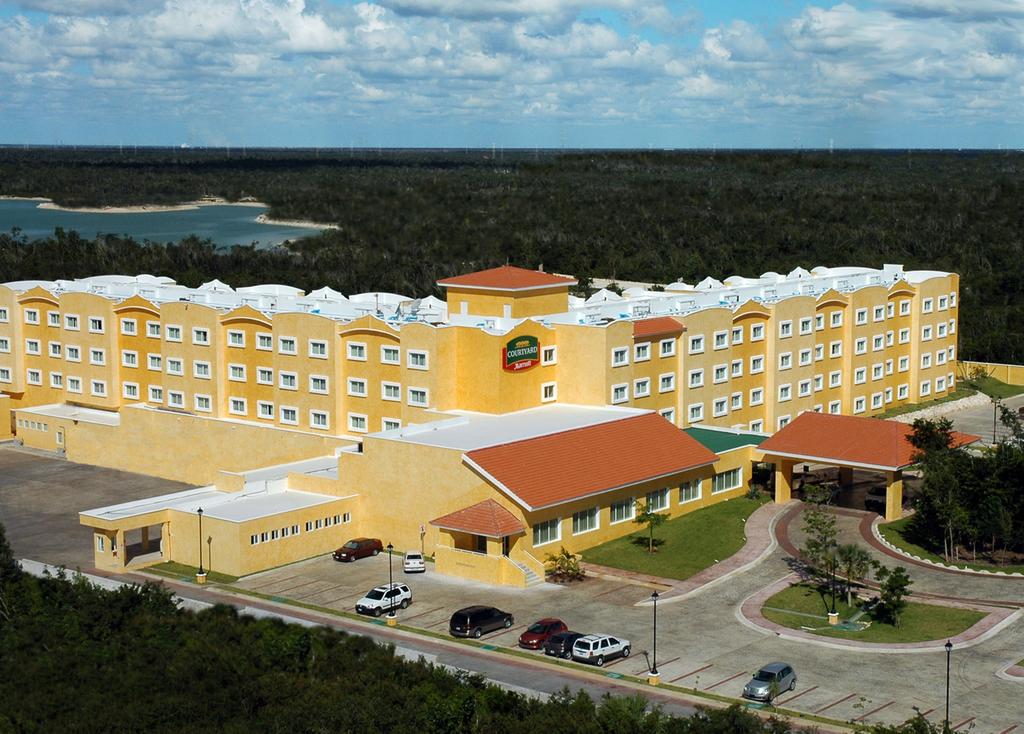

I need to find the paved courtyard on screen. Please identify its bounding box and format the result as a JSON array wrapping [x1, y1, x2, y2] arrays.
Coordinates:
[[3, 446, 1022, 732]]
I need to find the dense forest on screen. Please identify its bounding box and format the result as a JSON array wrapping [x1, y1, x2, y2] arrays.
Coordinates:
[[0, 523, 944, 732], [1, 147, 1022, 362]]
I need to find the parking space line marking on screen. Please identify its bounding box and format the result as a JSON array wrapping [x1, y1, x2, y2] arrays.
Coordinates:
[[670, 663, 711, 683], [290, 584, 345, 600], [997, 725, 1017, 734], [953, 718, 975, 731], [398, 605, 445, 623], [591, 586, 631, 600], [705, 671, 746, 691], [853, 701, 894, 722], [774, 684, 818, 706], [919, 709, 935, 718], [266, 579, 321, 594], [815, 692, 857, 714], [597, 655, 628, 669]]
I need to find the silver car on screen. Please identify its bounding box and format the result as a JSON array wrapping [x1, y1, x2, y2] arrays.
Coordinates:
[[742, 662, 796, 702]]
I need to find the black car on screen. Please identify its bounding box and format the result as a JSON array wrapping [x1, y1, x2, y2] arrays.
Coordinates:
[[449, 605, 514, 638], [543, 631, 587, 659]]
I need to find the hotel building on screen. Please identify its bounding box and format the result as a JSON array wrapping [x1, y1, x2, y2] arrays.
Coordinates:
[[0, 264, 961, 583]]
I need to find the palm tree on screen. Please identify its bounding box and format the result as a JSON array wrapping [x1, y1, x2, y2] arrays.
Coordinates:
[[836, 543, 873, 607]]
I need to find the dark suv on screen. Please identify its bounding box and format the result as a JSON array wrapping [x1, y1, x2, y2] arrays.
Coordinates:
[[333, 538, 383, 562], [543, 631, 587, 659], [449, 606, 514, 638]]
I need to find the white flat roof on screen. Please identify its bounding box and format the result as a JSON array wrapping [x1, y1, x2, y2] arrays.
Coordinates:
[[81, 485, 344, 524], [18, 403, 120, 427], [372, 404, 649, 451]]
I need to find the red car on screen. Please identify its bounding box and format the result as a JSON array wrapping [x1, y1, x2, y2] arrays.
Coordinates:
[[333, 538, 383, 562], [518, 618, 568, 649]]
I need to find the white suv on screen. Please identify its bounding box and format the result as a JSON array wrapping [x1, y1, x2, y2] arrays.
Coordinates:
[[355, 583, 412, 617], [572, 634, 631, 667]]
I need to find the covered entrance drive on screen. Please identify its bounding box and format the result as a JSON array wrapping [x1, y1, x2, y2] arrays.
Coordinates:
[[759, 412, 980, 521], [430, 499, 542, 587]]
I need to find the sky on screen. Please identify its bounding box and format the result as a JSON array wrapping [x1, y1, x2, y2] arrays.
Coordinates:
[[1, 0, 1022, 149]]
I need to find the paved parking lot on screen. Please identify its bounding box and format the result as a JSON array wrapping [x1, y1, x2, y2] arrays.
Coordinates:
[[238, 551, 1024, 732], [0, 445, 191, 569], [3, 446, 1022, 731]]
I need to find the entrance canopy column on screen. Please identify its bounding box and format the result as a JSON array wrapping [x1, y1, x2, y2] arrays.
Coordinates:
[[885, 470, 903, 522], [774, 460, 794, 504]]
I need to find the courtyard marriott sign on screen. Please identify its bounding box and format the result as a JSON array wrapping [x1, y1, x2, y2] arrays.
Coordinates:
[[503, 335, 540, 372]]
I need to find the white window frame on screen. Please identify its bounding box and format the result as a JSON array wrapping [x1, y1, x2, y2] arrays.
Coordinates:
[[380, 345, 400, 365], [309, 374, 329, 394], [347, 377, 368, 397], [611, 383, 629, 404], [658, 372, 675, 393], [229, 397, 248, 416], [542, 345, 558, 365], [407, 387, 429, 407], [194, 394, 212, 413], [278, 336, 298, 355], [310, 410, 329, 430], [381, 381, 402, 402], [191, 327, 210, 346], [228, 363, 246, 382], [279, 371, 298, 390], [256, 332, 273, 351], [611, 346, 629, 367], [634, 342, 651, 361], [227, 329, 245, 348], [541, 381, 557, 403], [308, 339, 328, 359]]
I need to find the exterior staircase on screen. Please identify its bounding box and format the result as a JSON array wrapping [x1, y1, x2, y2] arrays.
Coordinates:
[[511, 558, 545, 587]]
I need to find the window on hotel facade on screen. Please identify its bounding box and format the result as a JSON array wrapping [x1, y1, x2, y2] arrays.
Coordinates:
[[381, 345, 400, 364], [611, 383, 628, 404], [660, 338, 676, 357], [730, 392, 742, 410], [347, 378, 367, 397], [778, 353, 792, 370], [572, 507, 599, 535], [65, 345, 80, 362], [26, 369, 42, 385], [382, 382, 401, 401], [229, 364, 246, 381], [533, 518, 561, 546], [257, 401, 274, 419], [0, 307, 7, 322], [308, 340, 328, 358], [798, 379, 812, 397], [645, 487, 669, 512], [778, 384, 791, 402], [936, 350, 947, 366], [89, 380, 106, 397], [713, 364, 728, 383], [659, 408, 675, 423], [730, 326, 743, 344], [921, 353, 932, 369], [165, 325, 181, 342], [167, 390, 184, 407], [920, 380, 931, 397], [148, 386, 163, 403], [280, 406, 299, 425], [50, 372, 63, 388], [830, 311, 843, 328], [778, 321, 792, 338], [0, 337, 8, 353], [872, 363, 883, 380], [659, 373, 675, 392], [194, 395, 211, 412], [279, 372, 297, 390], [88, 348, 104, 366], [799, 317, 813, 335], [750, 387, 764, 406], [310, 375, 328, 394], [541, 382, 557, 402], [855, 337, 867, 355], [192, 328, 210, 345], [610, 497, 635, 524], [712, 468, 742, 494], [635, 342, 651, 361], [731, 359, 743, 377], [923, 298, 933, 313], [310, 411, 329, 430], [713, 331, 728, 350], [120, 318, 136, 335], [688, 403, 704, 422], [873, 306, 885, 322], [193, 361, 211, 379], [542, 346, 558, 364], [279, 337, 297, 355], [25, 339, 40, 355], [830, 341, 842, 358], [855, 308, 868, 325], [63, 314, 79, 330], [256, 333, 272, 350], [814, 375, 824, 392], [228, 330, 245, 347], [750, 355, 764, 373], [88, 317, 104, 334], [256, 367, 273, 385], [382, 418, 401, 431], [688, 335, 704, 354], [689, 369, 704, 388], [146, 321, 161, 338], [873, 335, 884, 351], [611, 346, 629, 366], [751, 324, 765, 341], [229, 398, 247, 415], [709, 397, 726, 416], [799, 349, 812, 366], [679, 479, 701, 503], [408, 387, 428, 407]]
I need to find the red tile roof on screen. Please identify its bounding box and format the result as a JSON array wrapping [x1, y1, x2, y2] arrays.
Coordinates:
[[758, 412, 980, 470], [633, 316, 685, 339], [464, 413, 719, 510], [437, 265, 577, 291], [430, 499, 525, 538]]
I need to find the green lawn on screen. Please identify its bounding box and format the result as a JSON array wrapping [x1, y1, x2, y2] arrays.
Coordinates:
[[581, 496, 767, 581], [762, 583, 984, 644], [878, 517, 1024, 574], [145, 561, 238, 584], [972, 375, 1024, 400]]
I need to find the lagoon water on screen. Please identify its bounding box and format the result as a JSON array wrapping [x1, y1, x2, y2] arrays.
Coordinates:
[[0, 199, 323, 249]]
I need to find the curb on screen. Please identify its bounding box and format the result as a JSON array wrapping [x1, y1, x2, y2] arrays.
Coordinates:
[[871, 518, 1024, 578], [996, 661, 1024, 682]]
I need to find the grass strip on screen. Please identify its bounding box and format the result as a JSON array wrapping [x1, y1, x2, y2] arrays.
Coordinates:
[[878, 517, 1024, 575]]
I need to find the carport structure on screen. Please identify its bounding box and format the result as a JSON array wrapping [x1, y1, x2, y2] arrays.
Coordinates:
[[758, 412, 980, 521]]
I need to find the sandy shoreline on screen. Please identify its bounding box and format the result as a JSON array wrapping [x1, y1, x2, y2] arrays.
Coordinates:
[[2, 195, 333, 230], [255, 214, 337, 231]]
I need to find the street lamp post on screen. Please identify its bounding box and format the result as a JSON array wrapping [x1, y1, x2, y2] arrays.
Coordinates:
[[992, 398, 1000, 444], [197, 507, 204, 575], [945, 640, 953, 728], [650, 590, 659, 682], [386, 542, 395, 619]]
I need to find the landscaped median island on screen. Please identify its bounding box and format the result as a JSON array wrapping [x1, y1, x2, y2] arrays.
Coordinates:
[[145, 561, 239, 585], [760, 582, 985, 644], [581, 496, 768, 580], [878, 517, 1024, 575]]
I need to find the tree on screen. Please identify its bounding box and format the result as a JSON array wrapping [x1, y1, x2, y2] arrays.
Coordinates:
[[876, 565, 913, 628], [545, 546, 585, 581], [633, 500, 667, 553], [836, 544, 873, 607]]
